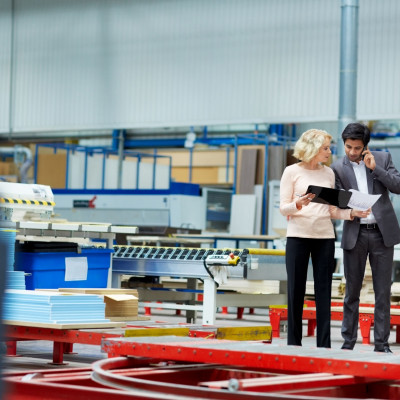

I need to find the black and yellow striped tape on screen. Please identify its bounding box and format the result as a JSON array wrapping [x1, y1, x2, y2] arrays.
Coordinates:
[[0, 198, 55, 206]]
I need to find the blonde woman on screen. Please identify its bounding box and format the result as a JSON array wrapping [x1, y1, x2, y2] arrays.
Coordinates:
[[280, 129, 369, 348]]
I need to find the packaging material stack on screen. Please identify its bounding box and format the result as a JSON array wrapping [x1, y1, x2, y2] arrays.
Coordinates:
[[0, 229, 26, 290], [103, 294, 139, 321], [3, 290, 110, 324], [55, 288, 139, 321]]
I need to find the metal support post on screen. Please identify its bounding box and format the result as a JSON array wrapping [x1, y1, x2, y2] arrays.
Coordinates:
[[307, 320, 317, 337], [269, 310, 283, 338], [186, 278, 198, 323], [117, 130, 125, 189], [202, 278, 217, 325], [51, 342, 67, 365], [5, 341, 18, 357], [359, 316, 372, 345], [337, 0, 359, 156]]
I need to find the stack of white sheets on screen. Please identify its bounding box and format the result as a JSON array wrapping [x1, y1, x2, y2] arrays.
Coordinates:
[[3, 289, 109, 324]]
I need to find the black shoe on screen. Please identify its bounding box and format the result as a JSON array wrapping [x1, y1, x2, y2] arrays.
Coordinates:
[[341, 343, 354, 350], [374, 346, 393, 353]]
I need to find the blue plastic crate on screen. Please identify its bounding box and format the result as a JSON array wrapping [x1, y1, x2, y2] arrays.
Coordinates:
[[14, 248, 113, 290]]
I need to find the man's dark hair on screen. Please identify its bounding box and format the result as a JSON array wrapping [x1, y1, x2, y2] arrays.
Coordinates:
[[341, 122, 370, 146]]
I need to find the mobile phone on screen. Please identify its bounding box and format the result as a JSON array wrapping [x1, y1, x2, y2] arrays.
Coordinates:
[[361, 146, 367, 160]]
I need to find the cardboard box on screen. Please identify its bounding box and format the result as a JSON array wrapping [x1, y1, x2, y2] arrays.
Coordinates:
[[36, 152, 67, 188], [103, 294, 138, 318], [0, 161, 17, 176], [148, 148, 235, 167], [236, 145, 265, 194], [56, 288, 139, 319], [171, 166, 233, 185]]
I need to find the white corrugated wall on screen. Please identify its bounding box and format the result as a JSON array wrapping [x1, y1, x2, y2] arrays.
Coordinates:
[[1, 0, 400, 135], [358, 0, 400, 120], [0, 0, 12, 134]]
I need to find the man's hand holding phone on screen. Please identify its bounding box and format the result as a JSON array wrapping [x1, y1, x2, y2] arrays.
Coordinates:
[[362, 146, 376, 170]]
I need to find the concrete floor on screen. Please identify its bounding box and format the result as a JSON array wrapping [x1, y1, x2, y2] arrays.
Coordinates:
[[3, 306, 400, 373]]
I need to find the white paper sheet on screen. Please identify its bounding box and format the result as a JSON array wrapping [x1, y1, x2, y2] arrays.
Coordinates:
[[347, 189, 381, 211], [65, 257, 88, 281]]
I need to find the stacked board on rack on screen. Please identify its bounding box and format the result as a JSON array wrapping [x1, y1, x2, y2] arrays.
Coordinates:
[[3, 289, 110, 324], [0, 229, 26, 290], [55, 288, 139, 320]]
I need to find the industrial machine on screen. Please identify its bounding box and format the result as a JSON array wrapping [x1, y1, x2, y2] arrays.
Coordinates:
[[112, 245, 288, 325], [0, 182, 138, 290], [53, 190, 206, 229], [0, 182, 54, 225]]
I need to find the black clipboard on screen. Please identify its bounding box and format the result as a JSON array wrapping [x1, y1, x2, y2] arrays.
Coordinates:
[[305, 185, 351, 209]]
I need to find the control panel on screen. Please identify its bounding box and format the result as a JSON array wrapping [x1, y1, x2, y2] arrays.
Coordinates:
[[205, 253, 241, 265]]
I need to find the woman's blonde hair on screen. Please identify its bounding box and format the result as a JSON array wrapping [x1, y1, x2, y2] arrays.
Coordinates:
[[293, 129, 332, 162]]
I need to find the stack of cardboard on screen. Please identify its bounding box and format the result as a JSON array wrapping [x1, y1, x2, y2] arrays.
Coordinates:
[[142, 147, 235, 185], [103, 294, 139, 321], [56, 288, 139, 321]]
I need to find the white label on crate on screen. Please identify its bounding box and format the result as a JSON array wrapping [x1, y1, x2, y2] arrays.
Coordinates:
[[65, 257, 88, 281]]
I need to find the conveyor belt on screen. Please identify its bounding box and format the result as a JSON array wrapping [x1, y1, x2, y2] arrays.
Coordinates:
[[113, 246, 245, 280], [113, 246, 245, 276], [112, 245, 286, 280], [111, 246, 287, 325]]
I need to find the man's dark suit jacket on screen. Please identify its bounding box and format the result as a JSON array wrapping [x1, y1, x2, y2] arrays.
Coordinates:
[[330, 151, 400, 250]]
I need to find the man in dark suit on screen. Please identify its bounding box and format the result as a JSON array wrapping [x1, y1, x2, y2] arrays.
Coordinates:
[[331, 122, 400, 353]]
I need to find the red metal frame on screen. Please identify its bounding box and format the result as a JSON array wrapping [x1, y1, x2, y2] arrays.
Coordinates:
[[269, 303, 400, 345], [4, 325, 123, 365], [3, 322, 232, 365], [5, 357, 400, 400], [101, 337, 400, 381]]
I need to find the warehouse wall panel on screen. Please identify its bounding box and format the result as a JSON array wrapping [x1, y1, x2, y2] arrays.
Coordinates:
[[357, 0, 400, 120], [5, 0, 400, 134], [10, 0, 341, 133], [0, 0, 12, 134]]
